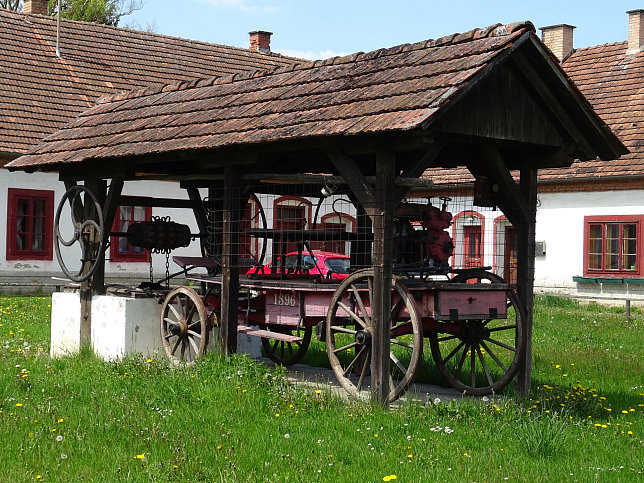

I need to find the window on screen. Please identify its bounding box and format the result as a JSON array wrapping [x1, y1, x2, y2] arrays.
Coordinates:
[[6, 189, 54, 260], [273, 196, 312, 255], [583, 215, 643, 277], [110, 206, 152, 262]]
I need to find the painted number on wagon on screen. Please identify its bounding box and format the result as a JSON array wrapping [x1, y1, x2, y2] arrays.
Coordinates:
[[273, 292, 297, 307]]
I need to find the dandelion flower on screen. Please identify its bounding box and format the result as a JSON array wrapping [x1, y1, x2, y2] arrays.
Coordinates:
[[57, 419, 64, 423], [15, 403, 22, 407], [56, 435, 63, 442], [135, 454, 146, 459], [284, 434, 290, 439], [60, 453, 68, 460]]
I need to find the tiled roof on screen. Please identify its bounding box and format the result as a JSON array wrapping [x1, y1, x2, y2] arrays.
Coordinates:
[[0, 8, 298, 157], [539, 41, 644, 181], [421, 41, 644, 186], [9, 22, 551, 169]]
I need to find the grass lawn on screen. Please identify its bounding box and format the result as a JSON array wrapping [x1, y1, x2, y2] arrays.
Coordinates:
[[0, 295, 642, 481]]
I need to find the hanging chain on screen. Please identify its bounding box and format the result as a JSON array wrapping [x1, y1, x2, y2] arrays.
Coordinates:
[[165, 251, 171, 288], [149, 250, 154, 284]]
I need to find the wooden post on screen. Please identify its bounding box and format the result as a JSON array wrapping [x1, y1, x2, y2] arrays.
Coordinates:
[[220, 165, 241, 356], [371, 152, 396, 406], [515, 168, 537, 396], [79, 179, 106, 347]]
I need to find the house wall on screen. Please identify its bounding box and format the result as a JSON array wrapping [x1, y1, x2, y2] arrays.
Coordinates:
[[534, 188, 644, 301], [0, 171, 203, 292]]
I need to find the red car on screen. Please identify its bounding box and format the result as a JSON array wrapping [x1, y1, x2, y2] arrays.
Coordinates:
[[248, 251, 351, 280]]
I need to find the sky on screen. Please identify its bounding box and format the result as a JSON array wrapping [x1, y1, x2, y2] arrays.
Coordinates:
[[125, 0, 643, 60]]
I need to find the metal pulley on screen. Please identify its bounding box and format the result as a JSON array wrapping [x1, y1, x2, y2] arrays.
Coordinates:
[[126, 216, 191, 251]]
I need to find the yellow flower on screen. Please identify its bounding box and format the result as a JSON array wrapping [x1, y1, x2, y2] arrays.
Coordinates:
[[407, 454, 413, 458], [57, 419, 64, 423], [217, 445, 222, 450], [275, 413, 280, 417], [15, 403, 22, 407], [135, 454, 145, 459]]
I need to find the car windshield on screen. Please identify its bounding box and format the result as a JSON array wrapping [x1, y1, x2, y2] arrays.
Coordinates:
[[324, 258, 350, 274], [283, 254, 317, 270]]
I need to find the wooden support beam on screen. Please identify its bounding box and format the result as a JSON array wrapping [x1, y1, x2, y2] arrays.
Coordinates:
[[515, 168, 537, 396], [326, 148, 377, 217], [186, 187, 211, 258], [220, 165, 243, 356], [93, 179, 123, 296], [119, 195, 197, 209], [479, 146, 529, 227], [394, 142, 445, 200], [76, 179, 105, 347], [371, 151, 396, 406]]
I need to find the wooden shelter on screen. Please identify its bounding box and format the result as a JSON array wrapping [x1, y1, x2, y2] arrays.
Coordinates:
[[8, 21, 625, 404]]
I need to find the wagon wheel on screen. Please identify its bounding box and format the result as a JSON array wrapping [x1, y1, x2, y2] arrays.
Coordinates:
[[240, 193, 268, 267], [428, 270, 525, 396], [160, 287, 209, 365], [260, 324, 312, 366], [54, 185, 104, 282], [325, 268, 423, 402]]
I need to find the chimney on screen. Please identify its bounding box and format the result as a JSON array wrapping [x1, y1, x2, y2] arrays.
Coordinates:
[[539, 24, 576, 62], [627, 9, 644, 55], [249, 31, 272, 53], [23, 0, 48, 15]]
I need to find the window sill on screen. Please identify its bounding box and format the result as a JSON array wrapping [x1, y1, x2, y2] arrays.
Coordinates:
[[573, 276, 644, 285]]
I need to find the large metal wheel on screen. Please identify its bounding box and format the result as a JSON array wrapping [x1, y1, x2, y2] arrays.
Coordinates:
[[260, 324, 312, 366], [160, 287, 209, 365], [428, 270, 525, 395], [54, 185, 104, 282], [325, 269, 423, 402]]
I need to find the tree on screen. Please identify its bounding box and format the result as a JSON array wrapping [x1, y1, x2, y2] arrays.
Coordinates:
[[0, 1, 21, 10], [47, 0, 143, 26]]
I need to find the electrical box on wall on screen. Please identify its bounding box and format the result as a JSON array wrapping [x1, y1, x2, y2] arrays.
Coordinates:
[[535, 241, 546, 256]]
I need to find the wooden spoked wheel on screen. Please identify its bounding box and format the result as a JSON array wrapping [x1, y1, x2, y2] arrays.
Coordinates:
[[160, 287, 209, 365], [325, 269, 423, 402], [240, 192, 268, 267], [260, 324, 312, 366], [428, 271, 525, 396]]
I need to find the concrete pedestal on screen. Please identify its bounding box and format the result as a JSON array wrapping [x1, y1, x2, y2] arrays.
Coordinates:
[[51, 292, 261, 360]]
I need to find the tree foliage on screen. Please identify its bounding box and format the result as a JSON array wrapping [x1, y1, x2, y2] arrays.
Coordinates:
[[0, 0, 21, 10], [47, 0, 143, 26]]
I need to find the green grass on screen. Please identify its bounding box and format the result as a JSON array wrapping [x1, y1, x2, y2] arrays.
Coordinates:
[[1, 295, 642, 481]]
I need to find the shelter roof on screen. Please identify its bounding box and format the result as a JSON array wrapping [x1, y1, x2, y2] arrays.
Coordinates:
[[8, 20, 624, 173], [0, 7, 297, 158]]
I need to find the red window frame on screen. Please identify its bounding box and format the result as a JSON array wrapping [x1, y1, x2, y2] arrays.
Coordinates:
[[110, 206, 152, 262], [273, 196, 312, 255], [6, 188, 54, 261], [583, 215, 643, 277]]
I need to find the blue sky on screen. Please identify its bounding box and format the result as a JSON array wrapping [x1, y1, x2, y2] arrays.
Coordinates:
[[127, 1, 642, 59]]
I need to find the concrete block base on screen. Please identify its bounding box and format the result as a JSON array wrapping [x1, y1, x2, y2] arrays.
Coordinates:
[[51, 292, 262, 361]]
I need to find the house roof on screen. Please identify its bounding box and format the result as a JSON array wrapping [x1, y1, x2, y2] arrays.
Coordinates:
[[538, 41, 644, 181], [8, 21, 624, 173], [0, 7, 298, 158]]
